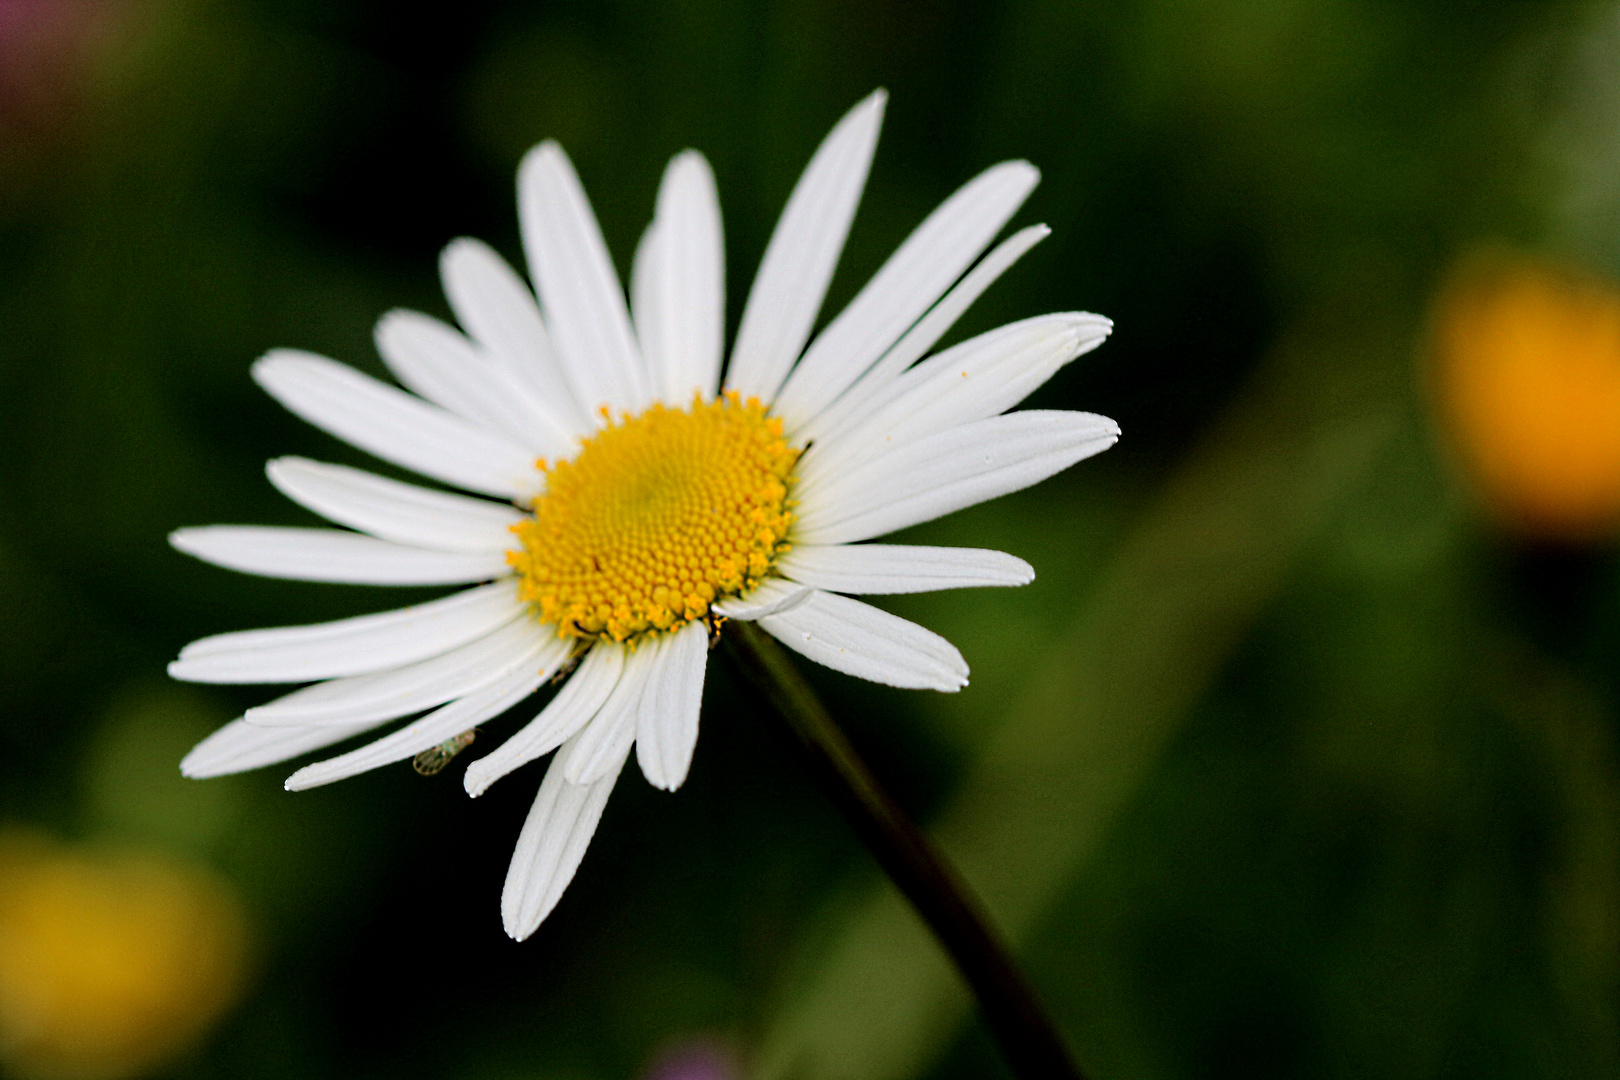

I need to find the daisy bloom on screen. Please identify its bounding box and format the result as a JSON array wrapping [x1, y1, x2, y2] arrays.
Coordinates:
[[169, 90, 1118, 940]]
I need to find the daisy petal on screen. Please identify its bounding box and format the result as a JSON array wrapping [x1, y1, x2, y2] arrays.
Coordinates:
[[635, 620, 708, 791], [253, 349, 540, 500], [776, 544, 1034, 594], [759, 590, 967, 691], [440, 237, 591, 436], [773, 160, 1040, 426], [803, 224, 1053, 444], [463, 644, 624, 797], [725, 90, 887, 403], [169, 582, 523, 684], [180, 717, 384, 779], [796, 313, 1111, 492], [283, 653, 552, 791], [518, 141, 649, 415], [631, 219, 664, 390], [245, 619, 564, 727], [562, 642, 662, 784], [712, 577, 813, 620], [791, 410, 1120, 546], [267, 457, 525, 554], [374, 309, 575, 458], [644, 151, 724, 405], [170, 527, 510, 586], [502, 732, 628, 940]]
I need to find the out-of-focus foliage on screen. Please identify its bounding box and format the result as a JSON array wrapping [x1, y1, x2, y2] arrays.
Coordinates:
[[1, 2, 1617, 1079]]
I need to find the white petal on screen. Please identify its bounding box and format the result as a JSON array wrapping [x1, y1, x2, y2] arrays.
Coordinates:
[[267, 457, 525, 554], [803, 224, 1053, 445], [169, 581, 522, 684], [518, 141, 649, 415], [501, 732, 627, 940], [635, 620, 708, 791], [180, 717, 384, 779], [170, 526, 510, 586], [631, 219, 664, 391], [282, 652, 554, 791], [439, 237, 591, 436], [711, 577, 813, 620], [374, 309, 575, 458], [245, 618, 563, 727], [791, 411, 1120, 546], [773, 161, 1040, 426], [776, 544, 1033, 595], [795, 313, 1111, 493], [562, 640, 661, 785], [252, 350, 541, 500], [463, 643, 623, 797], [724, 90, 886, 403], [644, 151, 724, 405], [758, 590, 967, 691]]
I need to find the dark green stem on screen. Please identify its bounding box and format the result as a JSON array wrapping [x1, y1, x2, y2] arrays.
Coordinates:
[[723, 620, 1087, 1080]]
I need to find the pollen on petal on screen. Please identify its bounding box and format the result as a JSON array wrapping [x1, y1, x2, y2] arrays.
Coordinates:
[[509, 393, 799, 643]]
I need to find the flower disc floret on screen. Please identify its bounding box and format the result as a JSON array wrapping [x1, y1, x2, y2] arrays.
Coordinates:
[[511, 393, 798, 643]]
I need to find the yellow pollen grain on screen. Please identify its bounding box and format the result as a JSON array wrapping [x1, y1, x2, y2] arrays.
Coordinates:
[[509, 392, 798, 643]]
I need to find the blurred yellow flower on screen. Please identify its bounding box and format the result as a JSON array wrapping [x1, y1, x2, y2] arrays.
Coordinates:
[[0, 830, 248, 1080], [1430, 253, 1620, 540]]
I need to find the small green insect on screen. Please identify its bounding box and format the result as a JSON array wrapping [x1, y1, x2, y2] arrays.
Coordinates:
[[412, 729, 477, 776], [550, 638, 594, 684]]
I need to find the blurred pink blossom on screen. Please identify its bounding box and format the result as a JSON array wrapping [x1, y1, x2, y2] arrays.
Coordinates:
[[0, 0, 127, 134], [641, 1041, 739, 1080]]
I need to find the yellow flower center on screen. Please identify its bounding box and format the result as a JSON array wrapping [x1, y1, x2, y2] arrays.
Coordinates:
[[510, 393, 798, 643]]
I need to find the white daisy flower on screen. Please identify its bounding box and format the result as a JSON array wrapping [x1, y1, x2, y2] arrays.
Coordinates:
[[169, 90, 1118, 940]]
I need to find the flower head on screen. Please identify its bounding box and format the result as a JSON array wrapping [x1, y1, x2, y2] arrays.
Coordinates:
[[0, 830, 247, 1080], [169, 91, 1117, 939], [1430, 252, 1620, 540]]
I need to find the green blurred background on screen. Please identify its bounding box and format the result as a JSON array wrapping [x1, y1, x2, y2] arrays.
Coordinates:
[[3, 1, 1619, 1078]]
